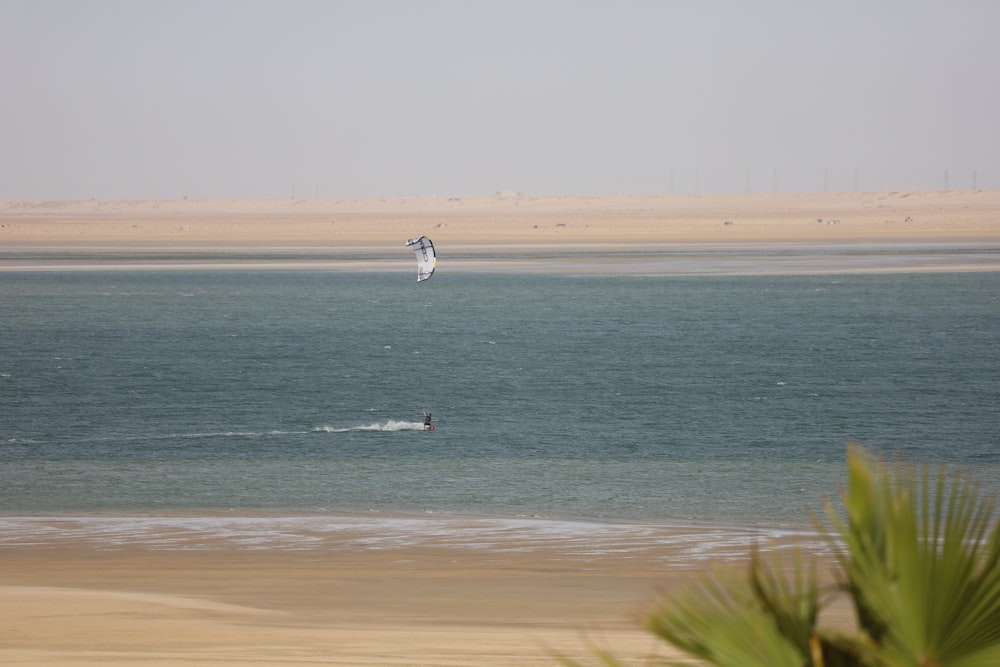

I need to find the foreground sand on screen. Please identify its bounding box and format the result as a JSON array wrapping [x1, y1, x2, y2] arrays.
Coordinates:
[[2, 190, 999, 274], [2, 541, 677, 666], [0, 516, 852, 666]]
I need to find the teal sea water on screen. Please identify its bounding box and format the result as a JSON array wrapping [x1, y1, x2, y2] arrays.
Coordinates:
[[2, 270, 999, 540]]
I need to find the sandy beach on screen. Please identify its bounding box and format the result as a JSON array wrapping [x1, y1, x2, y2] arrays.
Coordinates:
[[1, 191, 989, 664], [3, 539, 669, 666], [2, 190, 999, 274], [0, 515, 853, 666]]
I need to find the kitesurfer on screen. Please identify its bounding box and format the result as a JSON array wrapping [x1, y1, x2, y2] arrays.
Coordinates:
[[423, 413, 433, 430]]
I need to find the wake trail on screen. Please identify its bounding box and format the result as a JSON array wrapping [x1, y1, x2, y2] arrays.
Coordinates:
[[24, 421, 429, 446], [312, 420, 427, 433]]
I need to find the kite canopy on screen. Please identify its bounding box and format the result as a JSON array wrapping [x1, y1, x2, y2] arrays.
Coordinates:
[[405, 236, 436, 282]]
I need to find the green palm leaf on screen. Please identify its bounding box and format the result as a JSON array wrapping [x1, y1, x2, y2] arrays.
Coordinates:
[[827, 445, 1000, 667], [645, 572, 805, 667]]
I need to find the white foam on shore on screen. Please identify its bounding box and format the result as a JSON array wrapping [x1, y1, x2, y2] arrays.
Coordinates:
[[0, 514, 833, 568]]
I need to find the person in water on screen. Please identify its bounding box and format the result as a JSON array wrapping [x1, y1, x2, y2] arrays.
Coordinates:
[[423, 412, 433, 430]]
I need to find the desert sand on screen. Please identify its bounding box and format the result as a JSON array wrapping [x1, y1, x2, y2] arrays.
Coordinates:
[[2, 190, 999, 274]]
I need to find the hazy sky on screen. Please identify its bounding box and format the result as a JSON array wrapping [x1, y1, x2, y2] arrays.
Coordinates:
[[2, 0, 998, 199]]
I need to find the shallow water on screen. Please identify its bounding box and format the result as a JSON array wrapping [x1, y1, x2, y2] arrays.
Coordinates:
[[2, 270, 998, 530]]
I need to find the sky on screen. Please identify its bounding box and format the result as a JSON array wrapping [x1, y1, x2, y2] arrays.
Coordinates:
[[1, 0, 998, 200]]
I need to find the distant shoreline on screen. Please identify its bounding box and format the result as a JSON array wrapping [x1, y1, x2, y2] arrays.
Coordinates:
[[3, 191, 998, 274]]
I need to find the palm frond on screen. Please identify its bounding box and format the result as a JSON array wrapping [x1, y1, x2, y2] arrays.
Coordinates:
[[827, 445, 1000, 666], [644, 559, 816, 667], [747, 548, 820, 656]]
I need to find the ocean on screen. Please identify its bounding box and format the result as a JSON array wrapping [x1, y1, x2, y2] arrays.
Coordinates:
[[2, 269, 999, 546]]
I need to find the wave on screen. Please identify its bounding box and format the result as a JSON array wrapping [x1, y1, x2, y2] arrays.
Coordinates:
[[312, 420, 427, 433], [0, 515, 830, 565]]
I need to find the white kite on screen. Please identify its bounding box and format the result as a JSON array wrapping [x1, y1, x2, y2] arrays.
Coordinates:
[[405, 236, 436, 282]]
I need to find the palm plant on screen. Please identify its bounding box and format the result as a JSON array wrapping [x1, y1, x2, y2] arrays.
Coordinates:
[[559, 445, 1000, 666], [824, 445, 1000, 666]]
